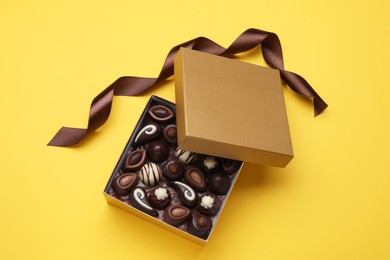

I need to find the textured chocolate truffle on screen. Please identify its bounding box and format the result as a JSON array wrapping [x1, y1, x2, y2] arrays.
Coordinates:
[[112, 173, 139, 196], [149, 187, 172, 210], [163, 205, 191, 226], [148, 105, 174, 123], [198, 193, 222, 216], [184, 166, 207, 192], [146, 141, 170, 163], [221, 158, 241, 174], [133, 123, 161, 146], [163, 124, 177, 144], [124, 149, 146, 172], [162, 160, 184, 180], [139, 162, 162, 186], [201, 156, 220, 174], [208, 172, 231, 195], [175, 148, 199, 164], [187, 214, 212, 238], [130, 187, 158, 217], [169, 181, 198, 208]]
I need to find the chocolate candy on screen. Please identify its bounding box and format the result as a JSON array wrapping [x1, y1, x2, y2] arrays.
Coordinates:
[[187, 214, 212, 238], [134, 123, 161, 146], [130, 187, 158, 217], [198, 193, 222, 216], [149, 187, 172, 210], [139, 162, 162, 186], [169, 181, 198, 208], [184, 166, 207, 192], [148, 105, 174, 123], [112, 173, 139, 196], [124, 149, 146, 172], [221, 158, 241, 174], [163, 124, 177, 144], [175, 148, 199, 164], [200, 156, 220, 174], [146, 141, 170, 163], [162, 160, 184, 180], [163, 205, 191, 226], [208, 172, 231, 195]]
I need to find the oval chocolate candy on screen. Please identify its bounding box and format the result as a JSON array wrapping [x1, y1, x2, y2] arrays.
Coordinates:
[[124, 149, 146, 172], [130, 187, 158, 217], [184, 166, 207, 192], [163, 205, 191, 226], [112, 173, 139, 196], [139, 162, 162, 186], [148, 105, 174, 123]]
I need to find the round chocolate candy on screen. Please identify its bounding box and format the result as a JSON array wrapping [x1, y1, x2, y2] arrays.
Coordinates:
[[112, 173, 139, 196], [163, 160, 184, 180], [198, 193, 222, 216], [208, 172, 231, 195], [184, 166, 207, 192], [169, 181, 198, 208], [139, 162, 162, 186], [163, 124, 177, 144], [175, 148, 199, 164], [133, 123, 161, 147], [221, 158, 241, 174], [124, 149, 146, 172], [130, 186, 158, 217], [200, 156, 220, 174], [187, 214, 212, 239], [148, 105, 175, 123], [146, 141, 170, 163], [149, 187, 172, 210], [163, 205, 192, 226]]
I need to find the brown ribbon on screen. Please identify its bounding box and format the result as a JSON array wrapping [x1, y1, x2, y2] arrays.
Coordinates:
[[48, 28, 327, 147]]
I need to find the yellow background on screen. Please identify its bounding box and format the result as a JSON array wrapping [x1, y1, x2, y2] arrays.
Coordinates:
[[1, 0, 389, 259]]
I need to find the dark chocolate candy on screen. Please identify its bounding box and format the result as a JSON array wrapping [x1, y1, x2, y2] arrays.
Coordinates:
[[221, 158, 241, 174], [175, 148, 199, 164], [163, 205, 191, 226], [148, 105, 174, 123], [130, 187, 158, 217], [148, 187, 172, 210], [163, 124, 177, 144], [162, 160, 184, 180], [133, 123, 161, 147], [169, 181, 198, 208], [139, 162, 162, 186], [208, 172, 231, 195], [112, 173, 139, 196], [187, 214, 212, 238], [200, 156, 220, 174], [146, 141, 170, 163], [184, 166, 207, 192], [198, 193, 222, 216], [124, 149, 146, 172]]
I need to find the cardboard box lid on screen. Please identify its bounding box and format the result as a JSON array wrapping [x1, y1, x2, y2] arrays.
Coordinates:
[[174, 48, 293, 167]]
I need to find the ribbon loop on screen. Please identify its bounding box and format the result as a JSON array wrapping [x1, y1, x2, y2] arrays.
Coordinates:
[[48, 28, 327, 147]]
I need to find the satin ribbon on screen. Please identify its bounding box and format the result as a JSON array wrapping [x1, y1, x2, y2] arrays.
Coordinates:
[[48, 28, 327, 147]]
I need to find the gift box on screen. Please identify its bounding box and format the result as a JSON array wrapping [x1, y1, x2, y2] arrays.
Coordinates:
[[104, 96, 243, 245], [104, 48, 293, 245]]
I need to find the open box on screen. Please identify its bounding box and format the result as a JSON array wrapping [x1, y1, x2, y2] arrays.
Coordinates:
[[104, 49, 293, 245]]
